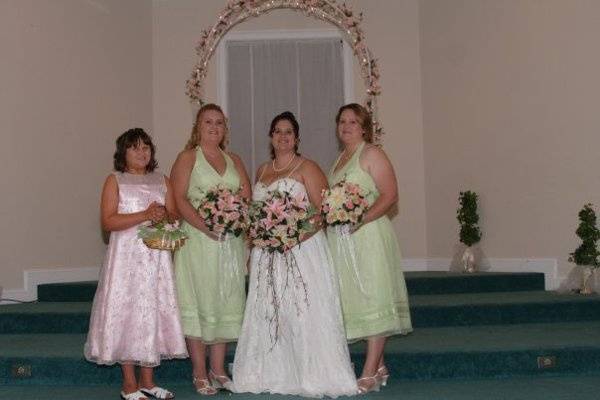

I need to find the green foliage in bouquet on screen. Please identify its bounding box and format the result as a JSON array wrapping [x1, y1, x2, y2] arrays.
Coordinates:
[[569, 203, 600, 268], [457, 190, 482, 247]]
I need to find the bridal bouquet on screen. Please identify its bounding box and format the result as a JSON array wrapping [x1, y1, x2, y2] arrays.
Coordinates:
[[321, 180, 370, 227], [198, 185, 249, 238], [138, 219, 187, 251], [249, 189, 315, 347], [248, 189, 316, 253]]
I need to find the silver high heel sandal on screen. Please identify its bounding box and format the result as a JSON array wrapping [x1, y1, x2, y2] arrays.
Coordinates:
[[357, 375, 382, 394], [376, 365, 390, 386], [208, 370, 233, 391], [192, 375, 217, 396]]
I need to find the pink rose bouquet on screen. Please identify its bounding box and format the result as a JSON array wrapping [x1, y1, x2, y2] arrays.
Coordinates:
[[248, 189, 316, 253], [198, 186, 249, 238], [321, 180, 370, 227]]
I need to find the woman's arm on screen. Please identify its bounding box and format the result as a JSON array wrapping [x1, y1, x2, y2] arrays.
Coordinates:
[[298, 159, 328, 239], [100, 174, 164, 232], [300, 159, 328, 212], [358, 145, 399, 226], [170, 150, 216, 238], [164, 175, 180, 221], [228, 152, 252, 200], [255, 162, 268, 184]]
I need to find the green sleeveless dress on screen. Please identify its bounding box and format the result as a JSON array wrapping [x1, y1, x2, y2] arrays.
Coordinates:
[[174, 148, 246, 343], [327, 142, 412, 341]]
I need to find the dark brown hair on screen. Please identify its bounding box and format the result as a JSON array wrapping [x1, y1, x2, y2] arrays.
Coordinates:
[[335, 103, 374, 144], [113, 128, 158, 173], [185, 103, 228, 150], [268, 111, 300, 159]]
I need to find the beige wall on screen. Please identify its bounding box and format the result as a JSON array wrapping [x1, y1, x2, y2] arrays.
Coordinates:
[[1, 0, 425, 292], [0, 0, 152, 289], [420, 0, 600, 276], [11, 0, 596, 290], [152, 0, 428, 256]]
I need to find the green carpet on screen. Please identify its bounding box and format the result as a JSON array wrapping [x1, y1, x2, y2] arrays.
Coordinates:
[[1, 374, 599, 400], [3, 272, 600, 398], [35, 272, 546, 302], [2, 321, 600, 384], [3, 291, 599, 334]]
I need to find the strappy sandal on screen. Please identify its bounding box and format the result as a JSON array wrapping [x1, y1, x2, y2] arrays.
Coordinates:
[[357, 375, 382, 394], [192, 376, 217, 396], [376, 365, 390, 386], [120, 390, 148, 400], [139, 386, 174, 399], [208, 370, 233, 391]]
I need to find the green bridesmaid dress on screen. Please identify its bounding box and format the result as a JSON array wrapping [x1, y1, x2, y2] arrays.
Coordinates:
[[327, 141, 412, 341], [174, 148, 246, 343]]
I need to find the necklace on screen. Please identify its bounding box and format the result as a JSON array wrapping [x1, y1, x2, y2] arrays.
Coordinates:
[[272, 154, 296, 172]]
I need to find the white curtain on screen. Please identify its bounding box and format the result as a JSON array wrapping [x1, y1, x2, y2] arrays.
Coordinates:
[[226, 38, 344, 179]]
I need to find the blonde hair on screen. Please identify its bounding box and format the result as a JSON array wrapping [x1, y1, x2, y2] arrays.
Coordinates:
[[185, 103, 228, 150], [335, 103, 374, 144]]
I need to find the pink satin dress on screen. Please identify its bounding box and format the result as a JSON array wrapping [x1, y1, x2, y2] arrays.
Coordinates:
[[84, 171, 188, 366]]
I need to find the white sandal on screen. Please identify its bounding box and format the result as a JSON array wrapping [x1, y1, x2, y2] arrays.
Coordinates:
[[139, 386, 174, 399], [208, 370, 232, 390], [120, 390, 148, 400]]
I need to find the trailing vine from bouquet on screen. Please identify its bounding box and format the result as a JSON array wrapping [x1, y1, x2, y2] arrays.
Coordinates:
[[186, 0, 385, 143]]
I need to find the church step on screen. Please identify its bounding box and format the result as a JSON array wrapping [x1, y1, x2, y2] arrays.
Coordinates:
[[404, 271, 544, 295], [35, 272, 546, 302], [3, 373, 600, 400], [2, 291, 599, 334], [1, 321, 599, 385]]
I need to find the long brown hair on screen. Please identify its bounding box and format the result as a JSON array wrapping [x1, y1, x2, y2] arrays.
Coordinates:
[[113, 128, 158, 173], [335, 103, 374, 144], [268, 111, 301, 160], [185, 103, 228, 150]]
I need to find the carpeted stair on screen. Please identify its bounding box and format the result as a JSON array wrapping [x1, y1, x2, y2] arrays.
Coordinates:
[[2, 271, 600, 399]]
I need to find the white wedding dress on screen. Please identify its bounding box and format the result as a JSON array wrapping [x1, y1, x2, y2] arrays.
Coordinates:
[[231, 178, 358, 398]]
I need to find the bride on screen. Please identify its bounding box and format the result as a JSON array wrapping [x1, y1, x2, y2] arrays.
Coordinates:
[[230, 111, 358, 397]]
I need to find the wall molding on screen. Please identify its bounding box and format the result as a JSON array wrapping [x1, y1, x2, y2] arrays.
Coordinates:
[[0, 258, 559, 304], [0, 267, 100, 305]]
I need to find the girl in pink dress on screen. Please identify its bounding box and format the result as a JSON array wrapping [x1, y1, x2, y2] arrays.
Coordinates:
[[84, 128, 188, 400]]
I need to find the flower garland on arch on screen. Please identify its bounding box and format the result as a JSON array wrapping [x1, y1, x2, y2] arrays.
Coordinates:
[[186, 0, 385, 143]]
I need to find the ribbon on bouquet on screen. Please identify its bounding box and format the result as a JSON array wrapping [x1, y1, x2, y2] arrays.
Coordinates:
[[216, 234, 243, 301], [255, 249, 309, 350], [335, 224, 369, 298]]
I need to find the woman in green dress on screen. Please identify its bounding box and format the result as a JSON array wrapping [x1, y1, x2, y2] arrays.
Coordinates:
[[171, 104, 251, 395], [327, 103, 412, 394]]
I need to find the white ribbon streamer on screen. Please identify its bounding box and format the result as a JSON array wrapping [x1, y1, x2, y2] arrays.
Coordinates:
[[336, 224, 369, 297]]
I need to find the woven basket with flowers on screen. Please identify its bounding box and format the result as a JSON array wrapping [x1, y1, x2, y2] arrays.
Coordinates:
[[137, 219, 187, 251]]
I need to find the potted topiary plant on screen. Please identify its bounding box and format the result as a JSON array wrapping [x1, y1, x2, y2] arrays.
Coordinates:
[[457, 191, 482, 273], [569, 203, 600, 294]]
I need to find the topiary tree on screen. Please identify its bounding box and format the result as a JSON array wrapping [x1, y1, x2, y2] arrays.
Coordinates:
[[457, 191, 482, 247], [568, 204, 599, 294]]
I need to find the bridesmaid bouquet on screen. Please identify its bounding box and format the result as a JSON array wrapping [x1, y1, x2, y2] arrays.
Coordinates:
[[248, 189, 316, 253], [321, 180, 370, 227], [322, 180, 370, 296], [198, 186, 249, 238], [138, 219, 187, 251]]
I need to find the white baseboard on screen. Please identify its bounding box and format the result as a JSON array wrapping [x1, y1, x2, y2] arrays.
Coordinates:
[[0, 258, 559, 305], [0, 267, 100, 305], [402, 258, 558, 290]]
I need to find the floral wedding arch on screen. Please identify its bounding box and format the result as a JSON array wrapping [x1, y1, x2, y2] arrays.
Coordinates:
[[186, 0, 385, 143]]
